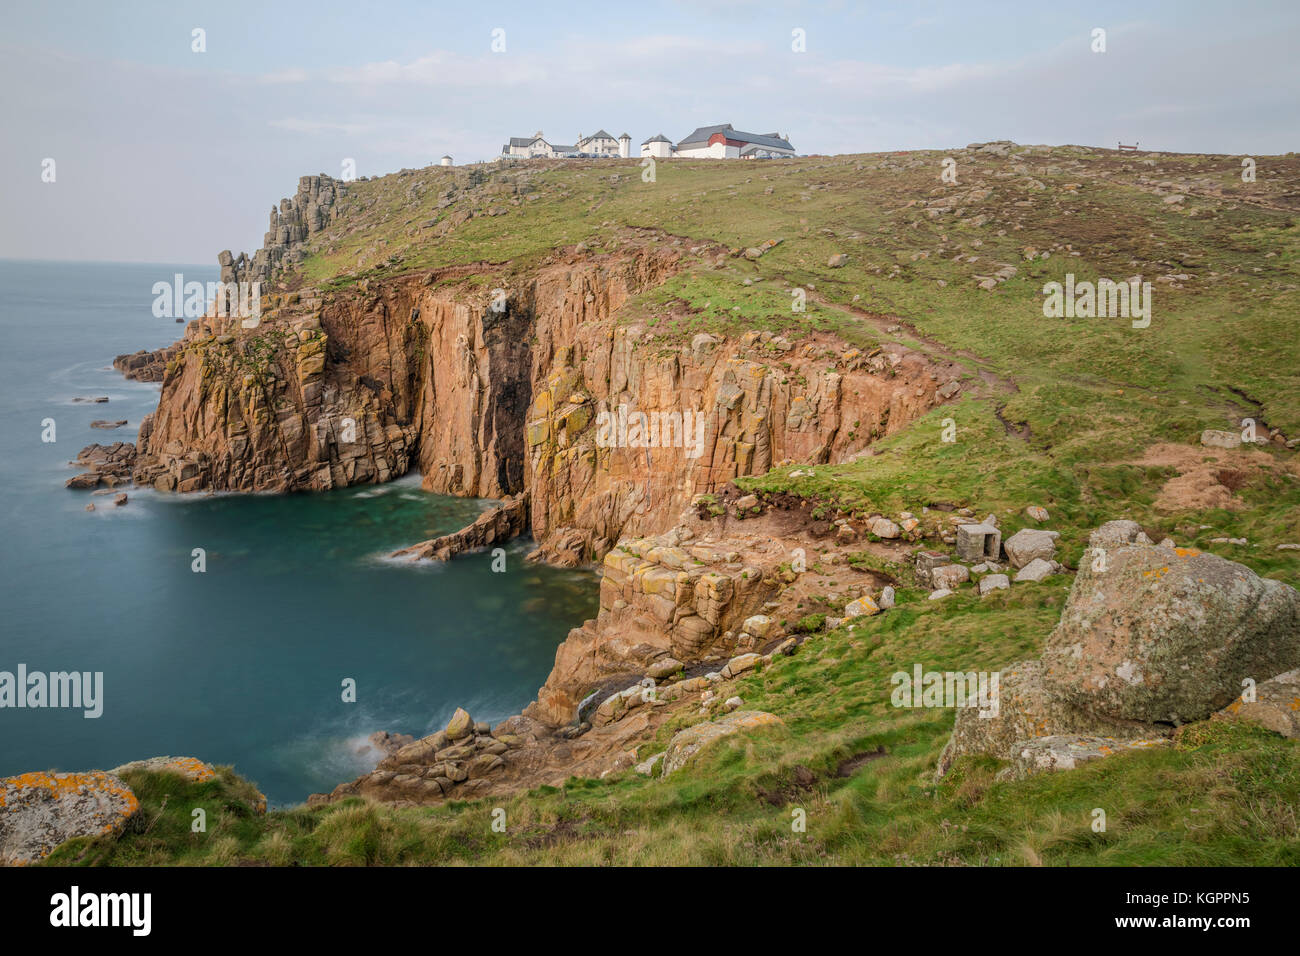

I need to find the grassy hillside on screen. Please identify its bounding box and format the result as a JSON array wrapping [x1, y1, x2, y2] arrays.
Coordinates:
[[51, 598, 1300, 865], [52, 144, 1300, 865]]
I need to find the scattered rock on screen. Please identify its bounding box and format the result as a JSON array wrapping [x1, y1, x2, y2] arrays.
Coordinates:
[[931, 564, 970, 590], [444, 707, 474, 740], [1200, 429, 1241, 450], [721, 653, 763, 679], [868, 517, 901, 539], [844, 596, 880, 619], [978, 574, 1010, 596], [1088, 519, 1144, 549], [1013, 558, 1055, 583]]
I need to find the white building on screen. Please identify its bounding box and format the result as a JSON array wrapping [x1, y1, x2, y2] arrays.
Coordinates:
[[440, 155, 453, 167], [502, 132, 556, 158], [575, 129, 621, 156], [500, 127, 639, 160], [641, 133, 674, 159], [674, 124, 795, 159]]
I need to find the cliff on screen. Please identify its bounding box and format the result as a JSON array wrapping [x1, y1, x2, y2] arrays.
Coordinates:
[[126, 239, 960, 562]]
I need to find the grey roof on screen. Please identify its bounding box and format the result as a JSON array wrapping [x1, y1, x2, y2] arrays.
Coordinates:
[[677, 123, 793, 151], [619, 132, 630, 138], [549, 144, 576, 153], [677, 123, 733, 147], [507, 136, 545, 148], [583, 129, 615, 141], [642, 133, 672, 144]]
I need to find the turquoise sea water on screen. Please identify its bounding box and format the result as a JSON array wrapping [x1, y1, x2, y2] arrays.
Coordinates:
[[0, 260, 597, 804]]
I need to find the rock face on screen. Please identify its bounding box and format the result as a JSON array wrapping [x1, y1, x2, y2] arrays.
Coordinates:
[[526, 528, 786, 725], [0, 771, 139, 865], [662, 710, 784, 775], [1040, 545, 1300, 724]]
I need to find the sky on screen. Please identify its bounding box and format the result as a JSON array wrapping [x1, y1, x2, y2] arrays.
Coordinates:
[[1, 0, 1297, 264]]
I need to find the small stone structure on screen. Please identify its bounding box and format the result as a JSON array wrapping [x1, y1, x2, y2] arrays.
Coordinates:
[[955, 523, 1001, 562]]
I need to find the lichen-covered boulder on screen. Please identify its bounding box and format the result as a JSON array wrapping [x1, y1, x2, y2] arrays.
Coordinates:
[[1041, 545, 1300, 724], [0, 771, 139, 865], [662, 710, 784, 775], [1212, 668, 1300, 738], [444, 707, 474, 740], [111, 755, 267, 814], [935, 660, 1140, 778]]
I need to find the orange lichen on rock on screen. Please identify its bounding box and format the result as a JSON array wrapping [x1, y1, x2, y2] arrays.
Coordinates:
[[0, 770, 139, 865]]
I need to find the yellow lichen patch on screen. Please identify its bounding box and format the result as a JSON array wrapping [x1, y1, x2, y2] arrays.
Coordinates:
[[1174, 547, 1201, 558]]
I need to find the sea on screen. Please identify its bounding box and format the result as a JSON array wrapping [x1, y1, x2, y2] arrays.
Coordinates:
[[0, 259, 597, 805]]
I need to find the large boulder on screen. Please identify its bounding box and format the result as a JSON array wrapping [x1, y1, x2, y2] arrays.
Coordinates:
[[1003, 528, 1059, 569], [0, 771, 139, 865], [1041, 545, 1300, 724]]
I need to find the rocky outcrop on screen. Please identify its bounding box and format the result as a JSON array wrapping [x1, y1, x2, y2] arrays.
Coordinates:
[[221, 174, 345, 286], [392, 494, 529, 562], [525, 526, 789, 726], [66, 442, 136, 490], [0, 771, 139, 865]]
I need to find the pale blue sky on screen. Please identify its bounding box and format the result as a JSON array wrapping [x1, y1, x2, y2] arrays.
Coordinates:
[[2, 0, 1297, 262]]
